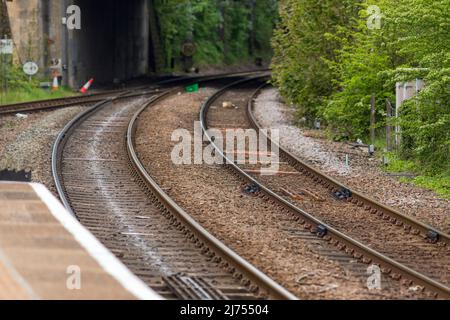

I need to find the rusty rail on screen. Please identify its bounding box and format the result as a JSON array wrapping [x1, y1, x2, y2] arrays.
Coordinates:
[[127, 91, 298, 300], [247, 84, 449, 247], [52, 72, 297, 300], [200, 77, 450, 299]]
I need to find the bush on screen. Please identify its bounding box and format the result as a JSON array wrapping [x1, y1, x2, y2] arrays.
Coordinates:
[[399, 68, 450, 173], [271, 0, 450, 175], [155, 0, 279, 69], [271, 0, 359, 124], [0, 62, 39, 92], [0, 61, 73, 104]]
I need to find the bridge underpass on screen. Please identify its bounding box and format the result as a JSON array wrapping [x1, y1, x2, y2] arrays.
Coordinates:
[[6, 0, 162, 88], [66, 0, 156, 87]]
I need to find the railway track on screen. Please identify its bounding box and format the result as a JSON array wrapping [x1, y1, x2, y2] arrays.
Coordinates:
[[0, 75, 192, 115], [51, 74, 297, 300], [200, 77, 450, 299], [0, 90, 126, 115], [0, 82, 182, 116], [250, 87, 449, 247], [0, 72, 269, 116]]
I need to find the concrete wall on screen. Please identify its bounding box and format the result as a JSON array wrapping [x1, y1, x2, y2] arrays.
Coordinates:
[[6, 0, 44, 66], [5, 0, 162, 87], [66, 0, 150, 86], [0, 1, 12, 37]]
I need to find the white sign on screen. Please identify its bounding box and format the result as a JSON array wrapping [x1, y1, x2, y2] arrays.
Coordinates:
[[0, 39, 13, 54], [23, 62, 39, 76]]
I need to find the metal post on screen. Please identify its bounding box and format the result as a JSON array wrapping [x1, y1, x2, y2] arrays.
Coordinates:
[[60, 0, 69, 87], [1, 35, 8, 103], [0, 48, 3, 105], [386, 99, 393, 151], [395, 83, 402, 149], [370, 93, 376, 145]]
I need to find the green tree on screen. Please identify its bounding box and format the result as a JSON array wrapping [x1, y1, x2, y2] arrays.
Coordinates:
[[155, 0, 278, 70], [271, 0, 449, 174], [271, 0, 359, 124]]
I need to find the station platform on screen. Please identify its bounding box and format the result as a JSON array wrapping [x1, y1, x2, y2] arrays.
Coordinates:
[[0, 182, 161, 300]]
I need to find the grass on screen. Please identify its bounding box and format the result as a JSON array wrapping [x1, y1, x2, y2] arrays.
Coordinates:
[[383, 152, 450, 199], [0, 87, 75, 105], [335, 133, 449, 199], [404, 175, 450, 199]]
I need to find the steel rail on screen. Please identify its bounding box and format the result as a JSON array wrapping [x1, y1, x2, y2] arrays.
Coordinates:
[[51, 90, 141, 216], [247, 84, 449, 247], [0, 76, 190, 115], [0, 90, 125, 115], [52, 72, 296, 300], [200, 77, 450, 299], [1, 70, 270, 115], [127, 91, 298, 301], [52, 70, 268, 217]]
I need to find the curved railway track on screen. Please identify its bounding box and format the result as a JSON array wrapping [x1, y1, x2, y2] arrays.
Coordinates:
[[249, 86, 449, 247], [51, 74, 297, 300], [200, 77, 450, 299]]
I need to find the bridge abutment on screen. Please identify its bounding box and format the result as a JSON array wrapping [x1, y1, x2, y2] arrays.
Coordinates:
[[5, 0, 162, 88]]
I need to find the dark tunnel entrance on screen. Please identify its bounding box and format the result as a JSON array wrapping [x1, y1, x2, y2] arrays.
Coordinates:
[[66, 0, 156, 87]]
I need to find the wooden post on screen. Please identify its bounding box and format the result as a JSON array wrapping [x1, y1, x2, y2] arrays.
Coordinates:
[[370, 93, 376, 145], [386, 99, 393, 151]]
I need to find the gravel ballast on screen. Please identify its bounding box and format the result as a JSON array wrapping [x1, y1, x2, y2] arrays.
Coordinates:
[[0, 107, 84, 193], [254, 88, 450, 233], [135, 86, 425, 299]]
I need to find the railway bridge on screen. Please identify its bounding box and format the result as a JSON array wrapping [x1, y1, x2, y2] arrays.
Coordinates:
[[3, 0, 164, 87]]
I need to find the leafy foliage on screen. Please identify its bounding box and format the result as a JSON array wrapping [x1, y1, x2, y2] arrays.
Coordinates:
[[0, 60, 37, 92], [271, 0, 359, 124], [155, 0, 278, 69], [0, 62, 73, 104], [271, 0, 450, 174]]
